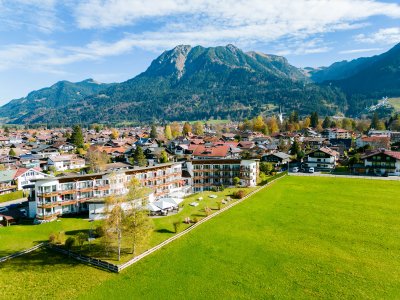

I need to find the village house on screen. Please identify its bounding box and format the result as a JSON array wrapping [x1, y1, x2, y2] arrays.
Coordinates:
[[46, 155, 86, 171], [0, 167, 50, 195], [355, 136, 391, 150], [261, 152, 292, 165], [304, 147, 339, 171], [353, 149, 400, 176]]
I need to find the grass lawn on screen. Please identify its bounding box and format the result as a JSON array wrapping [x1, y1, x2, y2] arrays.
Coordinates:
[[1, 176, 400, 299], [71, 186, 255, 263], [0, 217, 96, 256]]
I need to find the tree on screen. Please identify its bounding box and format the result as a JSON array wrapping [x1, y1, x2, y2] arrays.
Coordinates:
[[71, 125, 84, 148], [170, 122, 180, 138], [342, 118, 353, 130], [240, 150, 251, 159], [76, 232, 88, 251], [182, 122, 192, 136], [302, 117, 311, 129], [159, 150, 168, 163], [233, 177, 241, 187], [164, 125, 172, 140], [192, 121, 204, 135], [65, 237, 75, 256], [266, 117, 279, 133], [103, 194, 125, 261], [8, 148, 16, 157], [86, 147, 109, 172], [123, 179, 153, 255], [253, 115, 266, 132], [150, 125, 158, 139], [290, 140, 301, 156], [133, 146, 147, 167], [110, 128, 119, 139], [310, 112, 319, 128], [173, 220, 181, 233], [259, 162, 273, 175], [322, 116, 331, 129]]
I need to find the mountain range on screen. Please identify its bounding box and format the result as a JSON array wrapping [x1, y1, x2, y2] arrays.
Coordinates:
[[0, 43, 399, 125]]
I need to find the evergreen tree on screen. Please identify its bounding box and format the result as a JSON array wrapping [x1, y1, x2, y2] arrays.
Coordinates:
[[150, 125, 158, 139], [133, 146, 147, 167], [290, 140, 301, 155], [71, 125, 84, 148], [370, 112, 380, 129], [8, 148, 16, 156], [310, 112, 319, 128], [322, 116, 331, 129]]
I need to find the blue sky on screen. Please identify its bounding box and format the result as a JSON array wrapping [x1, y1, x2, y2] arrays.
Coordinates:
[[0, 0, 399, 104]]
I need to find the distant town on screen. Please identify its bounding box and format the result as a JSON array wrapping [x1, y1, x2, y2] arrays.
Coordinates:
[[0, 111, 399, 226]]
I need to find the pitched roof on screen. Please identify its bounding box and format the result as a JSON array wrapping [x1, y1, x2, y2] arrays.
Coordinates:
[[192, 145, 230, 157], [362, 149, 400, 160]]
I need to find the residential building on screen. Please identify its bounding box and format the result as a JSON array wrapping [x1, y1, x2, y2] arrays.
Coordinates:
[[0, 167, 50, 195], [355, 136, 391, 150], [187, 159, 258, 192], [47, 155, 86, 171], [261, 152, 291, 165], [353, 149, 400, 176], [304, 147, 339, 171], [31, 162, 185, 221]]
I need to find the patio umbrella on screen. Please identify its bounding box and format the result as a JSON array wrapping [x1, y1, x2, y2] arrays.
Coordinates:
[[153, 200, 175, 210], [147, 203, 161, 212]]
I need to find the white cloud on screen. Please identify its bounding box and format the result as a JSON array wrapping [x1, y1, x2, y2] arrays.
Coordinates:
[[0, 0, 58, 33], [339, 48, 382, 54], [356, 27, 400, 44], [72, 0, 400, 46]]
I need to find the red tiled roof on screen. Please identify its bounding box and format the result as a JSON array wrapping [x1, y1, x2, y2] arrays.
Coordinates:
[[192, 145, 230, 157], [361, 136, 390, 142]]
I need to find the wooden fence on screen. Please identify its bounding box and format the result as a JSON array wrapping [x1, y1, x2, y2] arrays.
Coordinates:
[[46, 244, 119, 273], [0, 243, 45, 263]]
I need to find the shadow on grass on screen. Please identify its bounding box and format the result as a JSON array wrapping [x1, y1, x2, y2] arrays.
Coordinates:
[[155, 228, 175, 234]]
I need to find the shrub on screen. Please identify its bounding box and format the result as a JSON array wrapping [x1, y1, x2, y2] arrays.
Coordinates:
[[204, 206, 212, 216], [95, 226, 105, 237], [49, 233, 56, 244], [173, 220, 181, 233], [233, 190, 246, 199], [76, 232, 88, 250], [192, 217, 199, 223], [65, 237, 75, 252], [216, 201, 222, 210], [53, 231, 65, 245]]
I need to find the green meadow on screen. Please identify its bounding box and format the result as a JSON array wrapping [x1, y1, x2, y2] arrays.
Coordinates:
[[0, 176, 399, 299]]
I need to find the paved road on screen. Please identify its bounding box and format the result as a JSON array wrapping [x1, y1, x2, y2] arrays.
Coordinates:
[[288, 172, 400, 181]]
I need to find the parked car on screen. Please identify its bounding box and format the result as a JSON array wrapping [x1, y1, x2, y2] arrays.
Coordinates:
[[0, 207, 9, 213], [308, 167, 315, 173], [292, 167, 299, 173]]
